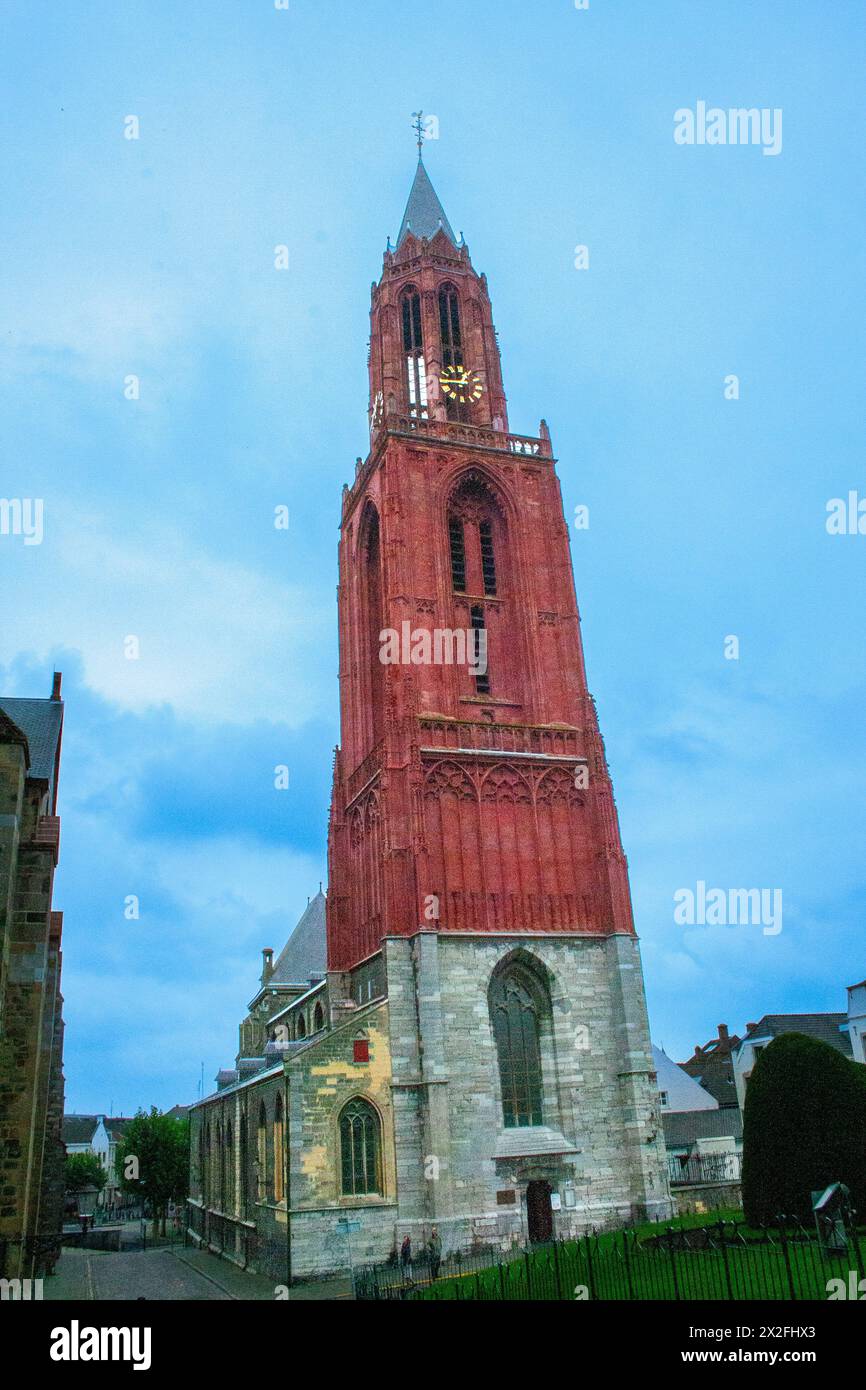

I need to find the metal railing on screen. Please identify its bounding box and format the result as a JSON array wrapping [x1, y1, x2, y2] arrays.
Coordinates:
[[355, 1217, 866, 1302], [668, 1152, 741, 1186]]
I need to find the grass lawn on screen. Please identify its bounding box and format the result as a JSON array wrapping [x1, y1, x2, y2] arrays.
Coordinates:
[[417, 1210, 864, 1301]]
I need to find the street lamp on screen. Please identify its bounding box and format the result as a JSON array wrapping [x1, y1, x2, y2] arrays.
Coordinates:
[[77, 1184, 100, 1238]]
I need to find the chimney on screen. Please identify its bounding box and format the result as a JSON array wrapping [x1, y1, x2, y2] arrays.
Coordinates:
[[51, 671, 62, 700], [261, 948, 274, 984], [717, 1024, 729, 1041], [746, 1022, 757, 1034]]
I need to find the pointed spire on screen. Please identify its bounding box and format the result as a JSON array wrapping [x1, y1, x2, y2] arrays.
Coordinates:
[[396, 157, 457, 249]]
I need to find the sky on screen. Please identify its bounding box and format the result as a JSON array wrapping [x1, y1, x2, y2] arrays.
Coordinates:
[[1, 0, 863, 1113]]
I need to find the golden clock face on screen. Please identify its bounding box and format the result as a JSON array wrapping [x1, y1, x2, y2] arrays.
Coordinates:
[[439, 365, 483, 405]]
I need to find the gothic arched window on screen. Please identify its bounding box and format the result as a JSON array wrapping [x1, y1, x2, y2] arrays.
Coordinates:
[[257, 1102, 267, 1202], [313, 1001, 325, 1033], [273, 1095, 285, 1203], [225, 1121, 234, 1211], [489, 963, 547, 1128], [200, 1124, 208, 1203], [361, 504, 384, 747], [215, 1121, 223, 1209], [401, 285, 427, 418], [339, 1098, 382, 1197], [239, 1114, 248, 1216]]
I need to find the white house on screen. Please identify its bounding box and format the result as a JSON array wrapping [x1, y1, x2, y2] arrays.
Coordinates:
[[733, 1013, 854, 1109], [847, 981, 866, 1064], [62, 1115, 134, 1204], [653, 1045, 718, 1112]]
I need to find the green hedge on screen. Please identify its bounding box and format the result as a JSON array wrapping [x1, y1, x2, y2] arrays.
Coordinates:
[[742, 1032, 866, 1225]]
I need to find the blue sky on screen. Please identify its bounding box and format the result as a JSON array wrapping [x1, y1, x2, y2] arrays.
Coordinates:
[[1, 1, 863, 1111]]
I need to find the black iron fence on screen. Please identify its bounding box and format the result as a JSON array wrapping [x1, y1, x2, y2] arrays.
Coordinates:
[[355, 1218, 866, 1302], [668, 1152, 741, 1186]]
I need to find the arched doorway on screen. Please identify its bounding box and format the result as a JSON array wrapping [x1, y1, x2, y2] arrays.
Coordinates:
[[526, 1180, 553, 1244]]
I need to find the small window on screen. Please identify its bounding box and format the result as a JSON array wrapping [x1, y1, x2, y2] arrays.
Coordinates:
[[313, 1001, 324, 1033], [297, 1014, 306, 1038], [353, 1039, 369, 1064]]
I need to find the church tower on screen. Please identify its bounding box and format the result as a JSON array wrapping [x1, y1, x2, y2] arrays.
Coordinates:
[[326, 140, 669, 1241]]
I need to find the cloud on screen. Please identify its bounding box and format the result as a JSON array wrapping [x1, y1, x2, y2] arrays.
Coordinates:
[[0, 504, 333, 726]]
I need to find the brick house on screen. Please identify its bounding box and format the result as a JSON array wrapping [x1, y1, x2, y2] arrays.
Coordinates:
[[0, 674, 66, 1278]]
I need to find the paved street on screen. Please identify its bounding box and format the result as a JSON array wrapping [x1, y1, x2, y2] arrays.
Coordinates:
[[44, 1244, 351, 1301]]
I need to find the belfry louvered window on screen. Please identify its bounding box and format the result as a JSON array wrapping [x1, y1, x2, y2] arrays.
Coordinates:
[[489, 969, 544, 1128], [339, 1098, 382, 1197], [479, 519, 497, 595], [401, 287, 427, 418], [439, 284, 465, 420], [470, 604, 490, 695], [449, 517, 466, 592]]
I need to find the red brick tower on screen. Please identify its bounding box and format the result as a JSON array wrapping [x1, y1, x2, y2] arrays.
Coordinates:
[[327, 154, 635, 973]]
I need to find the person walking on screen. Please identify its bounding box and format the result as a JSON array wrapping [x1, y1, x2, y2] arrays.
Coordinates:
[[400, 1233, 412, 1280], [428, 1226, 442, 1282]]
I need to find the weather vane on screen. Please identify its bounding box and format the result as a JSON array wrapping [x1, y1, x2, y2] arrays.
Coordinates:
[[411, 110, 426, 157]]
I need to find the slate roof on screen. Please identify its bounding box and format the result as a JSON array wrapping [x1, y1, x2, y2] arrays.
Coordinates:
[[743, 1013, 852, 1057], [663, 1108, 744, 1148], [0, 696, 63, 799], [63, 1115, 135, 1146], [396, 157, 457, 248], [63, 1115, 99, 1145], [269, 891, 327, 985], [105, 1118, 135, 1142]]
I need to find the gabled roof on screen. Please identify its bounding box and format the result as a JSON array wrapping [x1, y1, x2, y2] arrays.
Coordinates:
[[63, 1114, 135, 1145], [63, 1115, 99, 1145], [0, 696, 63, 799], [742, 1013, 852, 1057], [269, 891, 327, 986], [396, 157, 457, 248], [653, 1045, 718, 1112]]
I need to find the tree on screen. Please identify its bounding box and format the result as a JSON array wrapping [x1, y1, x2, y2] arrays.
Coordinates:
[[115, 1108, 189, 1236], [742, 1033, 866, 1226], [65, 1152, 107, 1194]]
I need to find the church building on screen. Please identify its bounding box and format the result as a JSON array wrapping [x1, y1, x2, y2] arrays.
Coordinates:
[[187, 147, 671, 1282]]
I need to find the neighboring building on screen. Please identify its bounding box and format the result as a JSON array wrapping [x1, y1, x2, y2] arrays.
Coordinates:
[[733, 1013, 853, 1109], [679, 1024, 742, 1109], [658, 1042, 739, 1212], [847, 981, 866, 1064], [653, 1046, 718, 1113], [62, 1115, 135, 1206], [0, 674, 66, 1278], [663, 1108, 744, 1206], [188, 148, 671, 1282]]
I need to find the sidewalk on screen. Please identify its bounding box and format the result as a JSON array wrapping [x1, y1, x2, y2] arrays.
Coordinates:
[[174, 1246, 353, 1300], [41, 1242, 353, 1301]]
